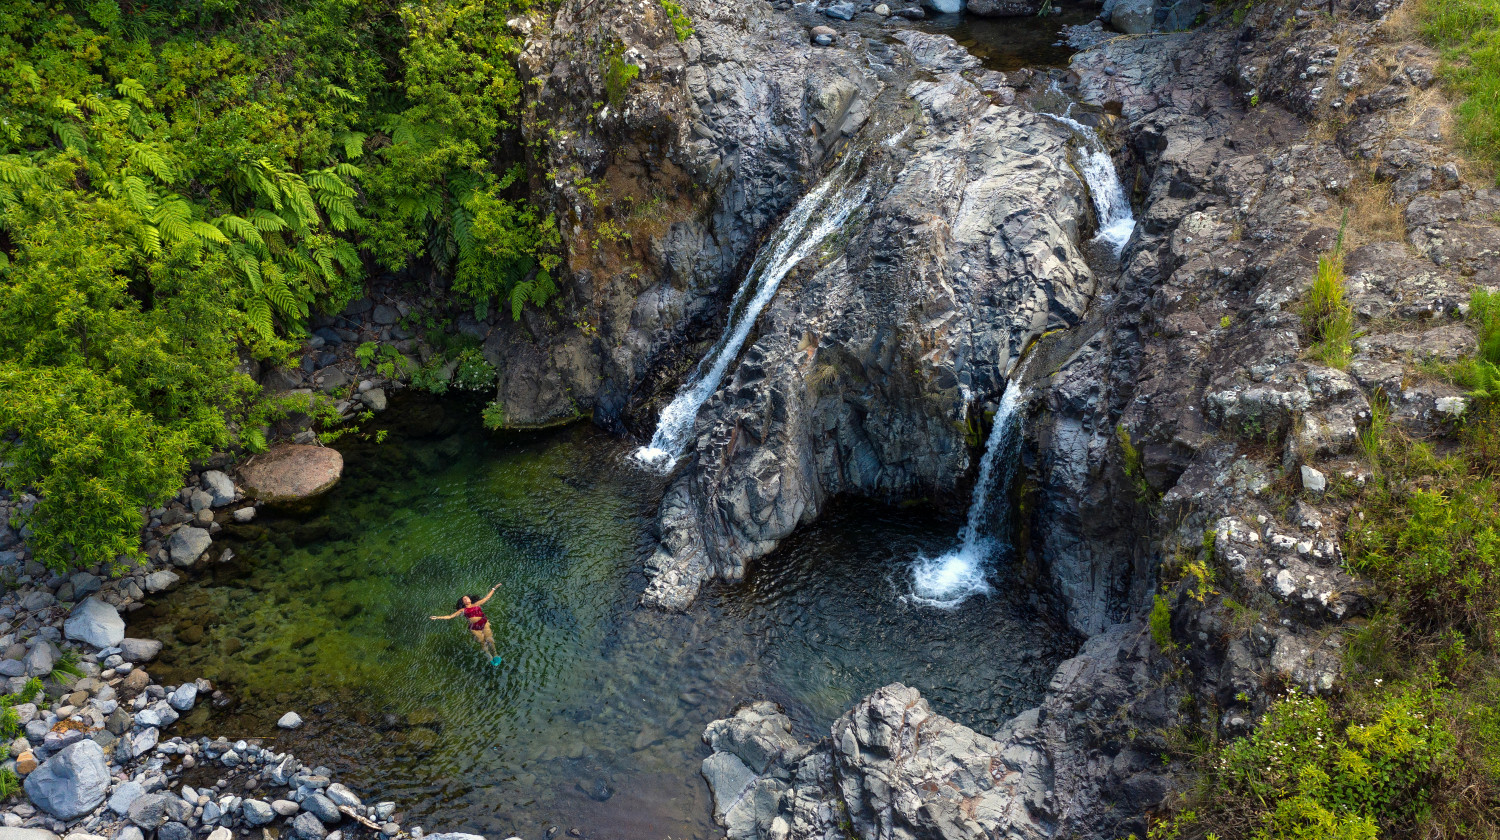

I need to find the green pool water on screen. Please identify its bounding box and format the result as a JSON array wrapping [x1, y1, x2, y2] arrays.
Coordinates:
[[129, 396, 1076, 839]]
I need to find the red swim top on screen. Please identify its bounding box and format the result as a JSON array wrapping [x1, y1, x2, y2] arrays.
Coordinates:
[[463, 605, 487, 631]]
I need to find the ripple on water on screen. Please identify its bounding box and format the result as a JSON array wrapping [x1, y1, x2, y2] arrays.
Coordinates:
[[131, 396, 1077, 839]]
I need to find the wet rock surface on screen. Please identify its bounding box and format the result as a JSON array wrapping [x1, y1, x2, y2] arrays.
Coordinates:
[[237, 446, 344, 504]]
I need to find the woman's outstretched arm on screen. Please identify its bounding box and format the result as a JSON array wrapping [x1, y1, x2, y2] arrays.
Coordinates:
[[429, 610, 462, 620], [474, 583, 503, 607]]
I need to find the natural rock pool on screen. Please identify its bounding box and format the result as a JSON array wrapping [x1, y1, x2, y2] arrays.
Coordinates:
[[129, 397, 1076, 839]]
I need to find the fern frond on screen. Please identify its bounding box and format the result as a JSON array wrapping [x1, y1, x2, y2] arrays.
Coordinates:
[[247, 209, 287, 232], [119, 175, 154, 215], [329, 239, 361, 273], [0, 157, 46, 187], [265, 280, 306, 318], [115, 78, 152, 107], [52, 121, 88, 153], [129, 145, 175, 184], [138, 224, 162, 257], [333, 162, 363, 179], [213, 214, 263, 247], [246, 295, 275, 340], [190, 221, 229, 244], [325, 84, 362, 104], [333, 131, 367, 160], [51, 96, 81, 118]]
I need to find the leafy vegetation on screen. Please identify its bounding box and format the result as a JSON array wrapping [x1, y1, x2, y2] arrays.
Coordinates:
[[1300, 219, 1355, 369], [660, 0, 694, 41], [0, 0, 562, 571], [1417, 0, 1500, 178]]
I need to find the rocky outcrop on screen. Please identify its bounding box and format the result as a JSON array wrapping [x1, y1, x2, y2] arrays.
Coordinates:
[[642, 31, 1098, 609], [236, 445, 343, 504]]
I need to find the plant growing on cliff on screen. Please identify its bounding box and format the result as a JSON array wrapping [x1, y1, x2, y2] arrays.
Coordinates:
[[1418, 0, 1500, 177], [1150, 594, 1175, 650], [660, 0, 695, 41], [603, 44, 641, 108], [1301, 217, 1356, 369]]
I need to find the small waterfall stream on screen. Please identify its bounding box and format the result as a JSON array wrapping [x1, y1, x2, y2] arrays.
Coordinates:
[[632, 152, 870, 473], [1044, 104, 1136, 256], [909, 373, 1029, 608]]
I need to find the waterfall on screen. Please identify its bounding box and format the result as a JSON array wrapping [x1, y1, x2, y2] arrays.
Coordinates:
[[909, 374, 1029, 609], [1044, 108, 1136, 257], [632, 153, 870, 473]]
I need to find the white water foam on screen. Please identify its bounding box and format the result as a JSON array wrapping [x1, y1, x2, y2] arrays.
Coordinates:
[[632, 153, 870, 473], [1044, 107, 1136, 257], [909, 375, 1029, 609]]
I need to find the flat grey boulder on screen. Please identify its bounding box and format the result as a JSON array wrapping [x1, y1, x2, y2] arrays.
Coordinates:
[[238, 445, 343, 504], [108, 781, 145, 815], [143, 570, 180, 593], [302, 794, 340, 824], [200, 471, 235, 507], [117, 727, 158, 761], [118, 638, 162, 663], [0, 829, 60, 840], [426, 835, 487, 840], [64, 598, 124, 649], [24, 740, 109, 819], [240, 800, 275, 827], [1107, 0, 1155, 33], [127, 793, 192, 828], [167, 527, 211, 567], [290, 811, 327, 840], [23, 643, 53, 678]]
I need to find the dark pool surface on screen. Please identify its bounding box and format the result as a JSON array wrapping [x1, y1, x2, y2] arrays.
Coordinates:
[[129, 397, 1077, 840], [907, 3, 1101, 72]]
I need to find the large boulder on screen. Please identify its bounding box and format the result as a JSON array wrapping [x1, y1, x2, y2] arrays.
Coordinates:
[[166, 527, 211, 567], [1106, 0, 1155, 33], [23, 740, 109, 820], [63, 598, 124, 649], [237, 445, 343, 504]]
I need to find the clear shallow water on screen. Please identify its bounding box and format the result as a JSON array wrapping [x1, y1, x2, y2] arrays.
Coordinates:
[[130, 397, 1076, 839], [908, 3, 1101, 72]]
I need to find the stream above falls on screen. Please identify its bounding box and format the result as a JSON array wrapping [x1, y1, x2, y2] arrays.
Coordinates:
[[130, 397, 1077, 839]]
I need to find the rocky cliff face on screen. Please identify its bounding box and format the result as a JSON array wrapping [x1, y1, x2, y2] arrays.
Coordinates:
[[641, 31, 1099, 609], [480, 0, 882, 428], [698, 0, 1500, 835]]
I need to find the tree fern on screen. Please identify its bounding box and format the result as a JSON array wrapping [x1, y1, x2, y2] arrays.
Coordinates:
[[138, 224, 162, 257], [189, 221, 228, 244], [333, 132, 366, 160], [247, 208, 287, 232], [51, 121, 88, 153], [114, 78, 151, 107], [214, 214, 266, 253]]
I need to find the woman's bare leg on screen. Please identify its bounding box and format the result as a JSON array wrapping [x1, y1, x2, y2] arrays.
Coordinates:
[[481, 625, 497, 657], [470, 628, 489, 658]]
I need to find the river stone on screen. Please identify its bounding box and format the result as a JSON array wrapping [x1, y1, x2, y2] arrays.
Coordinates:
[[0, 830, 60, 840], [0, 659, 25, 678], [290, 812, 327, 840], [63, 598, 124, 649], [271, 800, 299, 817], [128, 793, 192, 828], [238, 446, 343, 504], [119, 638, 162, 663], [200, 471, 235, 507], [108, 781, 145, 815], [324, 784, 360, 809], [205, 829, 231, 840], [359, 389, 387, 411], [240, 800, 274, 827], [167, 683, 197, 712], [425, 835, 487, 840], [809, 25, 836, 46], [277, 712, 303, 730], [302, 794, 340, 824], [822, 2, 856, 19], [63, 833, 107, 840], [166, 528, 211, 567], [154, 825, 189, 840], [142, 571, 179, 593], [119, 727, 159, 761], [23, 643, 53, 678], [112, 829, 142, 840], [24, 740, 109, 820]]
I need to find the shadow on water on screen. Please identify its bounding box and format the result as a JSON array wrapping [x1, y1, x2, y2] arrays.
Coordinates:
[[130, 395, 1077, 839]]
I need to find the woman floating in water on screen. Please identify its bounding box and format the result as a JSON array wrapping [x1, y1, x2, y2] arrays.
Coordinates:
[[430, 583, 504, 665]]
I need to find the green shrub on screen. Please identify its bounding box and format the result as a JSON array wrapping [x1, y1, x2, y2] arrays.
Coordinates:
[[1150, 593, 1174, 650], [452, 350, 496, 392], [603, 47, 641, 108], [660, 0, 694, 41]]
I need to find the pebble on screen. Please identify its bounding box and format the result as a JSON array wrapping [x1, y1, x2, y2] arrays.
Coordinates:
[[277, 711, 304, 730]]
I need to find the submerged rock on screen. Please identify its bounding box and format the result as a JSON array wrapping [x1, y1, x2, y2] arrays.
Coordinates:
[[238, 445, 343, 504]]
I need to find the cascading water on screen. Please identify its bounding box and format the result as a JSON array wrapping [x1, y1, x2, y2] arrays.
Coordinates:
[[632, 152, 871, 473], [1043, 99, 1136, 257], [909, 373, 1029, 608]]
